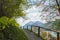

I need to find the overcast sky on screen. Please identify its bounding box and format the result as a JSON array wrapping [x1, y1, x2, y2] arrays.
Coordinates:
[[16, 0, 59, 26], [16, 0, 51, 26], [16, 5, 47, 26]]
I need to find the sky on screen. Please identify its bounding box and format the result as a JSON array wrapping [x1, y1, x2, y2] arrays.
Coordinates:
[[16, 0, 52, 26], [16, 0, 60, 26], [16, 5, 47, 26]]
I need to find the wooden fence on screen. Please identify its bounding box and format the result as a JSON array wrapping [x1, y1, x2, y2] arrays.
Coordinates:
[[23, 25, 60, 40]]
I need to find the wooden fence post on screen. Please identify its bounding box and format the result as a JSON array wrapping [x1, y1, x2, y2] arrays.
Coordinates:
[[38, 27, 40, 37], [57, 32, 59, 40], [27, 25, 28, 30], [23, 26, 24, 29], [31, 25, 32, 32]]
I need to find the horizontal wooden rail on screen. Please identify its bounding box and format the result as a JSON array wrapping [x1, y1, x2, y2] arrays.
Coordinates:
[[32, 25, 60, 33]]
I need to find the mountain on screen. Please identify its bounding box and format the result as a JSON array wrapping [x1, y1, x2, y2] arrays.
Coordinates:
[[23, 21, 34, 28], [32, 21, 46, 27], [23, 21, 46, 28]]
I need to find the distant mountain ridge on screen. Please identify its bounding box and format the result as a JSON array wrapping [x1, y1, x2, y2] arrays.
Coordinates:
[[23, 21, 46, 28], [32, 21, 46, 27]]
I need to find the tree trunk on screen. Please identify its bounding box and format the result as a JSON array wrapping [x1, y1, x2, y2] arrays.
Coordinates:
[[56, 0, 60, 13]]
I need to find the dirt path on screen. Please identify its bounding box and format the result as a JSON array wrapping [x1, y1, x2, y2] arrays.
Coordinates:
[[23, 30, 41, 40]]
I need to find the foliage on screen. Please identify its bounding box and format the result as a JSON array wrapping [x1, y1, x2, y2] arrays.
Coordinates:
[[0, 17, 19, 30], [40, 31, 53, 40], [0, 17, 28, 40], [0, 0, 27, 18], [52, 19, 60, 30], [34, 0, 60, 22], [37, 0, 60, 13], [0, 0, 28, 40], [46, 19, 60, 31], [41, 31, 47, 39]]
